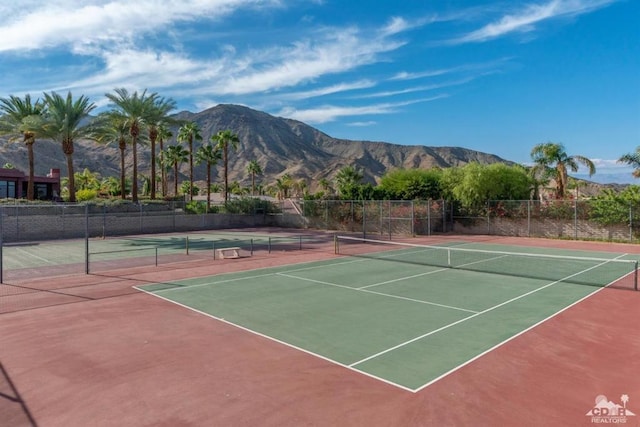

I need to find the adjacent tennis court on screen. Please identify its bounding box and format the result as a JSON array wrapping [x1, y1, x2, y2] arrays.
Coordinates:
[[137, 236, 638, 391]]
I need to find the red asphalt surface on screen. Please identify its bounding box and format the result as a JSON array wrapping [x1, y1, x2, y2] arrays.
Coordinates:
[[1, 234, 639, 426]]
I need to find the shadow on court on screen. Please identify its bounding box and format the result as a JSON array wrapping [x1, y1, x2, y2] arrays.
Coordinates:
[[0, 361, 38, 427]]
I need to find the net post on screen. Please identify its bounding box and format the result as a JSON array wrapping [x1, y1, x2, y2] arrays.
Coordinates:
[[212, 241, 216, 259], [155, 247, 158, 266], [299, 235, 302, 250], [185, 236, 189, 255], [334, 234, 338, 254], [251, 238, 254, 255], [635, 261, 638, 291], [268, 237, 271, 253]]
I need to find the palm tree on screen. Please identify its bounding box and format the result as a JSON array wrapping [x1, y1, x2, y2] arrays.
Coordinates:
[[211, 129, 239, 202], [40, 92, 96, 203], [0, 94, 46, 200], [146, 97, 176, 199], [618, 147, 640, 178], [335, 165, 364, 198], [75, 168, 101, 191], [156, 123, 173, 197], [195, 143, 222, 210], [275, 173, 293, 200], [530, 142, 595, 199], [246, 160, 262, 196], [93, 111, 130, 199], [105, 88, 158, 203], [177, 122, 203, 202], [163, 145, 189, 197]]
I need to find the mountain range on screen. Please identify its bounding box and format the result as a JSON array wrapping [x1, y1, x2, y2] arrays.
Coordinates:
[[0, 104, 516, 192]]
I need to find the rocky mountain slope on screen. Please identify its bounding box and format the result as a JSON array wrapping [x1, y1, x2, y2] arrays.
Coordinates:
[[0, 104, 512, 190]]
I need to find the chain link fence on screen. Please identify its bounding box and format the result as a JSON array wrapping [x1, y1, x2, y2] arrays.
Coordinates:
[[298, 199, 640, 242]]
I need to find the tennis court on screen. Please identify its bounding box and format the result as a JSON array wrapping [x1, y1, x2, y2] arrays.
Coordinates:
[[137, 236, 638, 391], [0, 230, 328, 282]]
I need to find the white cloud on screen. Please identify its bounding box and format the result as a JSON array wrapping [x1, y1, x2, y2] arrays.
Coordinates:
[[209, 29, 405, 95], [281, 80, 376, 100], [277, 96, 448, 124], [0, 0, 279, 52], [450, 0, 619, 44], [358, 78, 473, 99], [347, 121, 377, 127]]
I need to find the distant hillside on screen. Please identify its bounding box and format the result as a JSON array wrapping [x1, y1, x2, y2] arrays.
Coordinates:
[[0, 104, 513, 191]]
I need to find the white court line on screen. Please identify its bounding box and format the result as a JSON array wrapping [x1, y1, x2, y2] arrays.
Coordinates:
[[141, 244, 631, 393], [153, 256, 374, 294], [412, 253, 633, 393], [357, 254, 510, 290], [277, 272, 478, 314], [134, 285, 416, 393], [348, 255, 626, 369], [14, 247, 59, 265], [153, 241, 474, 294]]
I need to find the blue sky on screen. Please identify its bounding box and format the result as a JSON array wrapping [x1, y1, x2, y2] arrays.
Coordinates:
[[0, 0, 638, 182]]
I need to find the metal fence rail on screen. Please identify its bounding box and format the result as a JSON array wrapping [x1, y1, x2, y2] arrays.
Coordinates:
[[298, 199, 640, 242]]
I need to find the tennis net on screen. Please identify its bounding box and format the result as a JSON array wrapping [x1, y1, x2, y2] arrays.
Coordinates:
[[335, 236, 638, 290]]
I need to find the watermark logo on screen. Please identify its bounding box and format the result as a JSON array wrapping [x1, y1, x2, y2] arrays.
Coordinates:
[[586, 394, 635, 423]]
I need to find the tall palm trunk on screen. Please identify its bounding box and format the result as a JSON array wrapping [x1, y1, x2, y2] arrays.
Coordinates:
[[119, 136, 126, 199], [130, 123, 139, 202], [173, 163, 179, 196], [149, 128, 158, 199], [223, 146, 229, 202], [62, 137, 76, 202], [206, 164, 211, 211], [25, 133, 35, 200], [159, 138, 166, 197]]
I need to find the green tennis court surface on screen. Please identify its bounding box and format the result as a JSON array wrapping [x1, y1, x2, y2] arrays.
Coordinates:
[[137, 239, 638, 391], [0, 231, 315, 270]]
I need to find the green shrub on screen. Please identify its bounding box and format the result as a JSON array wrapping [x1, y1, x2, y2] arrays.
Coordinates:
[[76, 189, 98, 202]]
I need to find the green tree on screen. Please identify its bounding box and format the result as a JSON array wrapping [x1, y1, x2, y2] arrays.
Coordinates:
[[105, 88, 158, 203], [195, 143, 222, 209], [156, 123, 173, 197], [618, 147, 640, 178], [93, 111, 130, 199], [378, 168, 443, 200], [318, 178, 333, 198], [335, 165, 364, 199], [146, 97, 177, 199], [530, 142, 596, 199], [246, 160, 263, 196], [0, 94, 46, 200], [101, 176, 123, 197], [75, 168, 101, 191], [211, 129, 240, 202], [590, 185, 640, 226], [163, 145, 189, 197], [177, 122, 203, 202], [275, 173, 293, 199], [40, 92, 96, 203], [441, 163, 532, 212]]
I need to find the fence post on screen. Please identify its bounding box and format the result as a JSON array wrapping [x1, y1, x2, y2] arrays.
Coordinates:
[[411, 200, 415, 236], [427, 199, 431, 236], [487, 201, 490, 235], [363, 200, 367, 240], [630, 203, 633, 242], [574, 199, 578, 240], [527, 200, 531, 237]]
